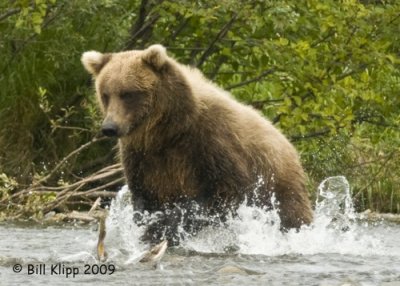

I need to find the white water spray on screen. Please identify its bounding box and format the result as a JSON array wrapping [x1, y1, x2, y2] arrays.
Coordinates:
[[104, 176, 387, 259], [103, 186, 147, 263]]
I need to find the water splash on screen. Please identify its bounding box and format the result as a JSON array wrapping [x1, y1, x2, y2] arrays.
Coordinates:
[[315, 176, 355, 228], [103, 186, 147, 263], [104, 176, 387, 258]]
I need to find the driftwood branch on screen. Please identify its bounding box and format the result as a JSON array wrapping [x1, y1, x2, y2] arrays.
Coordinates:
[[4, 163, 124, 216], [1, 135, 124, 217], [3, 136, 108, 202], [40, 165, 124, 214], [32, 136, 108, 187]]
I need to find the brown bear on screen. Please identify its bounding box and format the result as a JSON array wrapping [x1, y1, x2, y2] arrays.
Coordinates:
[[81, 44, 313, 245]]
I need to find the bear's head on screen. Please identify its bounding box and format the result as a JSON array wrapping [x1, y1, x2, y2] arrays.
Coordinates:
[[81, 45, 194, 139]]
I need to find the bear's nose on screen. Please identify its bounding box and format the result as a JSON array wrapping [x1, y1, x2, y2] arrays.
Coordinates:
[[101, 121, 119, 137]]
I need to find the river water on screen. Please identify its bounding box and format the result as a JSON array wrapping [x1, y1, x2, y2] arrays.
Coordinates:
[[0, 177, 399, 286]]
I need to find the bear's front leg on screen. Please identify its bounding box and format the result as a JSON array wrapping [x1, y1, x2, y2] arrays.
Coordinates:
[[136, 200, 210, 246], [144, 206, 183, 246]]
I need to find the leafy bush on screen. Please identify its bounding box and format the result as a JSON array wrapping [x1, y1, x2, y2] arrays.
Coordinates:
[[0, 0, 399, 215]]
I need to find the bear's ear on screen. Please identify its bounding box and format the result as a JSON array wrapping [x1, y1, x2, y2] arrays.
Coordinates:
[[141, 44, 168, 71], [81, 51, 111, 76]]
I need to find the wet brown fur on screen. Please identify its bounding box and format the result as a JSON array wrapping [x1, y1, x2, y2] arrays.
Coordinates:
[[82, 45, 313, 238]]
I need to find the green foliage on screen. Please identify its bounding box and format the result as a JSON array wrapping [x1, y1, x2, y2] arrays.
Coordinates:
[[0, 0, 125, 181], [0, 0, 399, 214], [0, 173, 17, 201], [9, 0, 57, 34]]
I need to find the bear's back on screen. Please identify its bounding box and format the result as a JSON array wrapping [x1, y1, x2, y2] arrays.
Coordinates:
[[176, 63, 312, 227]]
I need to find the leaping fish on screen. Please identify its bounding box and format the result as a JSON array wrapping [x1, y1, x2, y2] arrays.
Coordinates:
[[96, 213, 168, 268], [139, 240, 168, 268], [97, 215, 108, 262]]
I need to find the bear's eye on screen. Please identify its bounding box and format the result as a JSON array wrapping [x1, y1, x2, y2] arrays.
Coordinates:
[[119, 91, 146, 102], [101, 93, 109, 107]]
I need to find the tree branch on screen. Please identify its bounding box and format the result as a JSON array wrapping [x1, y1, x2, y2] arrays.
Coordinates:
[[290, 129, 331, 142], [32, 136, 109, 187], [162, 15, 190, 45], [196, 13, 238, 68], [249, 98, 284, 110], [226, 68, 277, 90], [0, 8, 20, 22], [124, 0, 163, 50]]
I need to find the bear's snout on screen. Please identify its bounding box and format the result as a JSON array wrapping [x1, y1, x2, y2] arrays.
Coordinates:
[[101, 120, 119, 137]]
